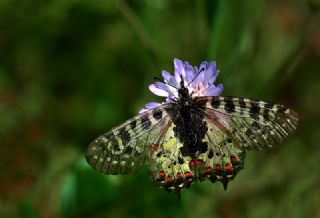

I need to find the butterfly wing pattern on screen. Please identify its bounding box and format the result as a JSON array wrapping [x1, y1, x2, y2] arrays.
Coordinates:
[[201, 96, 299, 151], [86, 105, 171, 175], [86, 96, 298, 198]]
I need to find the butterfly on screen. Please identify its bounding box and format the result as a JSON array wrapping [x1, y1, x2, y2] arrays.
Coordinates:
[[85, 59, 299, 199]]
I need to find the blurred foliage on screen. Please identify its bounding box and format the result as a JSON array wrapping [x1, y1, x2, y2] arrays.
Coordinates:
[[0, 0, 320, 217]]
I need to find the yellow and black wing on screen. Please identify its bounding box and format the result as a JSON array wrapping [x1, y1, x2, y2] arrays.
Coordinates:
[[198, 96, 299, 150], [86, 95, 299, 196], [85, 105, 171, 175]]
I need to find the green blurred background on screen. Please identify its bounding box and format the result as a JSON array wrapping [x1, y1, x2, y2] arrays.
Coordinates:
[[1, 0, 320, 217]]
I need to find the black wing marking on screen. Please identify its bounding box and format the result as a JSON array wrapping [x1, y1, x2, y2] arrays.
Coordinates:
[[196, 96, 299, 151], [85, 104, 171, 175]]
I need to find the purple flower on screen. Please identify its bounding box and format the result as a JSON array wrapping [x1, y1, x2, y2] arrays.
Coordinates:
[[139, 102, 162, 114], [140, 58, 223, 113]]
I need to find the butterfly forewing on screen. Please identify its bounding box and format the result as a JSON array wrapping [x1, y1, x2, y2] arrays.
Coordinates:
[[197, 96, 299, 151], [85, 105, 170, 175]]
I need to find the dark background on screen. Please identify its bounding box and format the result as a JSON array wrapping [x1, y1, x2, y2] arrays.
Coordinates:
[[1, 0, 320, 217]]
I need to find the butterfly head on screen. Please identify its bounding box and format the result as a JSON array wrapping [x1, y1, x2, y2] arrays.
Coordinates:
[[177, 76, 191, 102]]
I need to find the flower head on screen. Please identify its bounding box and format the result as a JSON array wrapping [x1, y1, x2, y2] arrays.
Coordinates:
[[139, 58, 223, 113]]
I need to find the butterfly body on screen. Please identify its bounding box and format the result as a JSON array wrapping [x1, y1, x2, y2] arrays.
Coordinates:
[[166, 82, 208, 159]]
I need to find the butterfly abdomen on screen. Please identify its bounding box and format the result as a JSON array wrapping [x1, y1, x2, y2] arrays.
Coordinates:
[[167, 99, 209, 158]]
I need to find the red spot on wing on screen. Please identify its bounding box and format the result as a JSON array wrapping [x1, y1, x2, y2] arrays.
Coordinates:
[[215, 164, 222, 170], [189, 160, 195, 168], [159, 171, 165, 177], [205, 167, 212, 173], [225, 164, 232, 171], [190, 159, 204, 168], [185, 172, 192, 177], [196, 159, 204, 165], [166, 177, 173, 183]]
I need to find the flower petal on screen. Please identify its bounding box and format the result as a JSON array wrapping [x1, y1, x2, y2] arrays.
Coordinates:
[[183, 61, 197, 84], [204, 83, 223, 96], [162, 70, 171, 82], [203, 62, 213, 81], [199, 61, 208, 72], [149, 84, 169, 97], [162, 70, 177, 87], [154, 82, 175, 96], [205, 61, 218, 83], [139, 102, 162, 114], [145, 102, 162, 109], [173, 58, 184, 85]]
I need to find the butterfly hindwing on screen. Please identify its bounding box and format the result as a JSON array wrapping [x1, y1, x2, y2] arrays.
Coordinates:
[[85, 105, 170, 175], [147, 122, 193, 195], [199, 115, 246, 188]]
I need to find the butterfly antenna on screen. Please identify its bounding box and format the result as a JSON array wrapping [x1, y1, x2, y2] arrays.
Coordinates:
[[187, 67, 205, 88]]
